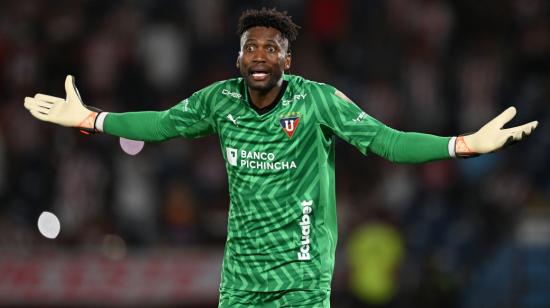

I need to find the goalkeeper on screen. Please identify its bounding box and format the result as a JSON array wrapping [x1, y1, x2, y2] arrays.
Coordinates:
[[24, 8, 538, 308]]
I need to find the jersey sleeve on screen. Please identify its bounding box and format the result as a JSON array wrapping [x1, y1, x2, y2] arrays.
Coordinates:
[[103, 84, 217, 141], [167, 84, 217, 138], [369, 127, 451, 163], [310, 82, 451, 163], [310, 82, 384, 155]]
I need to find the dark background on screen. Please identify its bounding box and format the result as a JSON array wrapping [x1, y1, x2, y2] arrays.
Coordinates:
[[0, 0, 548, 307]]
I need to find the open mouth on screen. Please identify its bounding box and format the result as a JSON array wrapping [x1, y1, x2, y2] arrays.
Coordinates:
[[250, 69, 270, 81]]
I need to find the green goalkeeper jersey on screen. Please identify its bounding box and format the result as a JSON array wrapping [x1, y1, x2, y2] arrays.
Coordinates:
[[103, 74, 450, 292]]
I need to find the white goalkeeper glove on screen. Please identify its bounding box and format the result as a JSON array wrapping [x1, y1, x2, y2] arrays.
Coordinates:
[[24, 75, 102, 134], [454, 106, 538, 158]]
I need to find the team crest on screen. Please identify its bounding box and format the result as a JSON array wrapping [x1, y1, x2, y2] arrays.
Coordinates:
[[279, 113, 301, 138]]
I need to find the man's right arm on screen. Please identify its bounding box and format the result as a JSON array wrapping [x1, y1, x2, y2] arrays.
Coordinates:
[[25, 75, 216, 141], [97, 111, 181, 142]]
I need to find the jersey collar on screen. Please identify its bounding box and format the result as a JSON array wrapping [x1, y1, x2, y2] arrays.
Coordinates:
[[238, 74, 296, 116]]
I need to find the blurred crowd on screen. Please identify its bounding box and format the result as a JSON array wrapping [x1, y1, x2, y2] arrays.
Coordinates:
[[0, 0, 548, 307]]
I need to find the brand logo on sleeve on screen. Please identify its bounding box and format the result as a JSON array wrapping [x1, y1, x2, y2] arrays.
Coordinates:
[[353, 111, 367, 122], [279, 112, 302, 138]]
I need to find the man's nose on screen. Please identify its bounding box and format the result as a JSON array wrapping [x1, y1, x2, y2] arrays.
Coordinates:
[[252, 49, 267, 62]]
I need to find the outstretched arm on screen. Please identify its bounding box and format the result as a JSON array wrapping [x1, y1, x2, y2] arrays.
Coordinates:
[[370, 107, 538, 163], [98, 111, 180, 142], [24, 75, 213, 142], [312, 83, 539, 163], [369, 128, 451, 163]]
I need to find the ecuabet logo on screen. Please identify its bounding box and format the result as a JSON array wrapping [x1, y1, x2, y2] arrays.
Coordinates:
[[279, 112, 301, 138]]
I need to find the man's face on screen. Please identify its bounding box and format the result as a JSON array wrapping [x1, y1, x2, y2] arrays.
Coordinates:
[[237, 26, 291, 92]]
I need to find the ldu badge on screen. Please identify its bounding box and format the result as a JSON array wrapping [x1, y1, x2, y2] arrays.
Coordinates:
[[280, 116, 300, 138]]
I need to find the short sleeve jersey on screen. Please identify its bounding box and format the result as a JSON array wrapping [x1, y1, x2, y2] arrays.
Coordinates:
[[166, 74, 385, 291]]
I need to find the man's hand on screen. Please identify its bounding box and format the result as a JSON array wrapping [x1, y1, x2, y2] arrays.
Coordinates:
[[24, 75, 99, 132], [456, 106, 538, 157]]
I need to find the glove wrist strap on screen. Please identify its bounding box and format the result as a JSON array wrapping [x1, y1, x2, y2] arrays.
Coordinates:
[[455, 135, 479, 158], [78, 106, 103, 135]]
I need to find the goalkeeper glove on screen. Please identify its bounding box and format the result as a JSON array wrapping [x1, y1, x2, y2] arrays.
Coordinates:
[[454, 106, 538, 158], [24, 75, 101, 134]]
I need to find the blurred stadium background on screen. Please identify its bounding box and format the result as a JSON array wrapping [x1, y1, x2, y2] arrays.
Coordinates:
[[0, 0, 549, 307]]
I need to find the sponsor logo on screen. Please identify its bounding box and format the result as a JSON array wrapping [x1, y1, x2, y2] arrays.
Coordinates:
[[298, 200, 313, 261], [282, 93, 307, 106], [221, 89, 242, 99], [227, 114, 239, 126], [279, 112, 302, 138], [225, 147, 297, 170], [226, 147, 238, 166]]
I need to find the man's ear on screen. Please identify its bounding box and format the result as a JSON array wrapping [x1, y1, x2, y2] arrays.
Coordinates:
[[236, 51, 242, 68], [284, 52, 291, 70]]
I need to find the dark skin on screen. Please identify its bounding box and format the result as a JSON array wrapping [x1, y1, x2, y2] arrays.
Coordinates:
[[237, 26, 291, 109]]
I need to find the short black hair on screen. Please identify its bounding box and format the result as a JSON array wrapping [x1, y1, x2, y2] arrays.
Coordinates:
[[237, 8, 300, 43]]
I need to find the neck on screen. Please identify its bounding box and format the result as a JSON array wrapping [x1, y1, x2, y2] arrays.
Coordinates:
[[248, 79, 283, 109]]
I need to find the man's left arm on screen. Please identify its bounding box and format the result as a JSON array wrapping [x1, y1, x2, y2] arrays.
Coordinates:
[[369, 106, 538, 163], [314, 84, 538, 163], [369, 128, 451, 163]]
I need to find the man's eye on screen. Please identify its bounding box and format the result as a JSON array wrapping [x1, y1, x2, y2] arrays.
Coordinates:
[[245, 45, 254, 52], [267, 46, 276, 53]]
